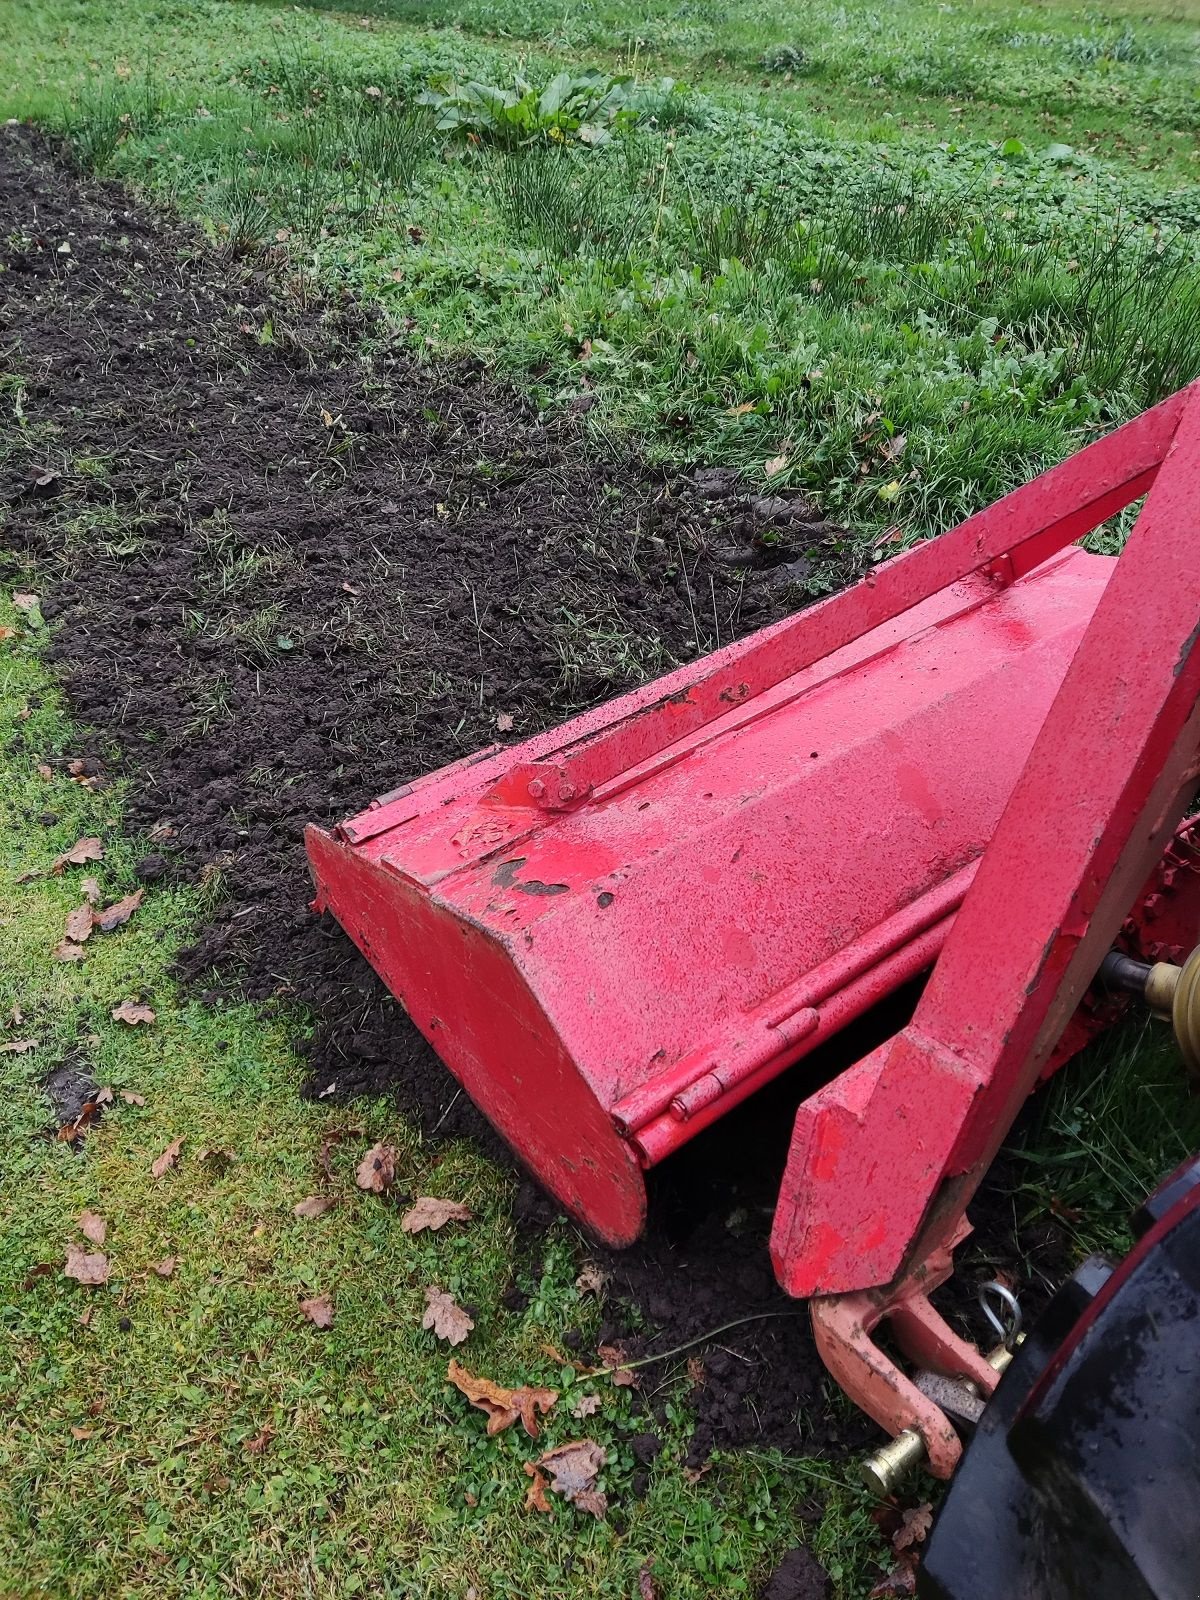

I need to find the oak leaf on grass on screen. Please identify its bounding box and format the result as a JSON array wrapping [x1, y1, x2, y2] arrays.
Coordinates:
[[422, 1286, 474, 1346], [78, 1210, 107, 1245], [535, 1439, 607, 1518], [355, 1141, 397, 1194], [64, 1245, 110, 1286], [447, 1359, 557, 1438], [151, 1136, 185, 1178], [111, 1000, 155, 1026], [300, 1294, 334, 1329], [401, 1196, 472, 1233]]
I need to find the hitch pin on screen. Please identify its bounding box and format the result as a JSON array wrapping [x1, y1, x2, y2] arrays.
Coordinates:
[[861, 1283, 1024, 1497]]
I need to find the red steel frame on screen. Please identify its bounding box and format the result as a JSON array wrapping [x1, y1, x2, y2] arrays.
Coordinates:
[[772, 378, 1200, 1470]]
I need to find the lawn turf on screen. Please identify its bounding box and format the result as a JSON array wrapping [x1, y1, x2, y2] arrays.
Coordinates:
[[3, 0, 1200, 1594]]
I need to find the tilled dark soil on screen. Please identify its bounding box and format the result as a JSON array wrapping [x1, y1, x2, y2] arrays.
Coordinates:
[[0, 125, 1063, 1495]]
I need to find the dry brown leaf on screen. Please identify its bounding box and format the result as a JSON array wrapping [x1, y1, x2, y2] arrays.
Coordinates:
[[52, 837, 103, 873], [64, 1245, 110, 1287], [495, 711, 514, 732], [151, 1136, 185, 1179], [725, 401, 756, 416], [293, 1195, 337, 1220], [95, 888, 143, 932], [70, 1425, 95, 1441], [53, 938, 86, 963], [13, 592, 39, 613], [570, 1392, 601, 1419], [869, 1558, 917, 1598], [152, 1256, 176, 1278], [354, 1141, 397, 1194], [94, 1086, 113, 1105], [574, 1263, 606, 1297], [64, 904, 94, 944], [401, 1195, 472, 1234], [58, 1101, 102, 1142], [893, 1503, 933, 1552], [78, 1210, 107, 1245], [0, 1038, 38, 1055], [78, 1306, 94, 1327], [638, 1561, 660, 1600], [447, 1359, 558, 1438], [523, 1461, 553, 1514], [0, 624, 19, 642], [36, 763, 53, 781], [687, 1355, 706, 1386], [535, 1439, 607, 1518], [80, 876, 102, 905], [763, 453, 789, 478], [598, 1343, 636, 1386], [300, 1294, 334, 1329], [111, 999, 155, 1026], [120, 1089, 146, 1106], [422, 1285, 475, 1346], [244, 1425, 275, 1455]]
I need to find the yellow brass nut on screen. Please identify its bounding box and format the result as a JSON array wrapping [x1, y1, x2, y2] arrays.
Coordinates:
[[1142, 946, 1200, 1075]]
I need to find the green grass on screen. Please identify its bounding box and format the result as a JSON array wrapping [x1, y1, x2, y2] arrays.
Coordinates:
[[3, 0, 1200, 1591], [0, 603, 874, 1595], [2, 0, 1199, 543]]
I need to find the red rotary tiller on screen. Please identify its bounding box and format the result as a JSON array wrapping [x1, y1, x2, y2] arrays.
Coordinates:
[[307, 380, 1200, 1478]]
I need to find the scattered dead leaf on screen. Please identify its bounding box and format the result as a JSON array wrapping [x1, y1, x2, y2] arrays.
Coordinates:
[[63, 904, 94, 945], [598, 1343, 636, 1385], [78, 1210, 107, 1245], [111, 999, 156, 1026], [119, 1089, 146, 1106], [151, 1135, 185, 1179], [300, 1294, 334, 1329], [354, 1141, 397, 1194], [70, 1425, 95, 1441], [22, 1262, 56, 1292], [95, 888, 143, 932], [80, 876, 102, 905], [725, 401, 756, 416], [535, 1439, 607, 1518], [682, 1462, 712, 1485], [51, 837, 103, 873], [94, 1086, 114, 1105], [52, 939, 85, 964], [293, 1195, 337, 1220], [570, 1392, 601, 1420], [196, 1147, 233, 1174], [638, 1560, 660, 1600], [0, 1038, 38, 1055], [687, 1355, 706, 1386], [36, 763, 53, 781], [244, 1425, 275, 1455], [763, 453, 789, 478], [422, 1285, 474, 1346], [64, 1245, 110, 1287], [152, 1256, 176, 1278], [447, 1359, 558, 1438], [0, 624, 19, 642], [574, 1263, 606, 1297], [78, 1305, 94, 1327], [317, 1124, 362, 1180], [869, 1558, 917, 1598], [12, 592, 39, 613], [495, 711, 514, 732], [401, 1195, 472, 1233], [893, 1503, 933, 1552], [58, 1101, 102, 1142], [523, 1461, 553, 1514]]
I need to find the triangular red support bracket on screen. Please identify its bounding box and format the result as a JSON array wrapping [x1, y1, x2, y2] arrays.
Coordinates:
[[768, 380, 1200, 1471]]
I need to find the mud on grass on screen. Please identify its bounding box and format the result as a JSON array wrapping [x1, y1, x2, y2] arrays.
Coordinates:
[[0, 121, 1058, 1482]]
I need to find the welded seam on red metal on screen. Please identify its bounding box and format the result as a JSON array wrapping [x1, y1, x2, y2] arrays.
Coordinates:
[[771, 377, 1200, 1303]]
